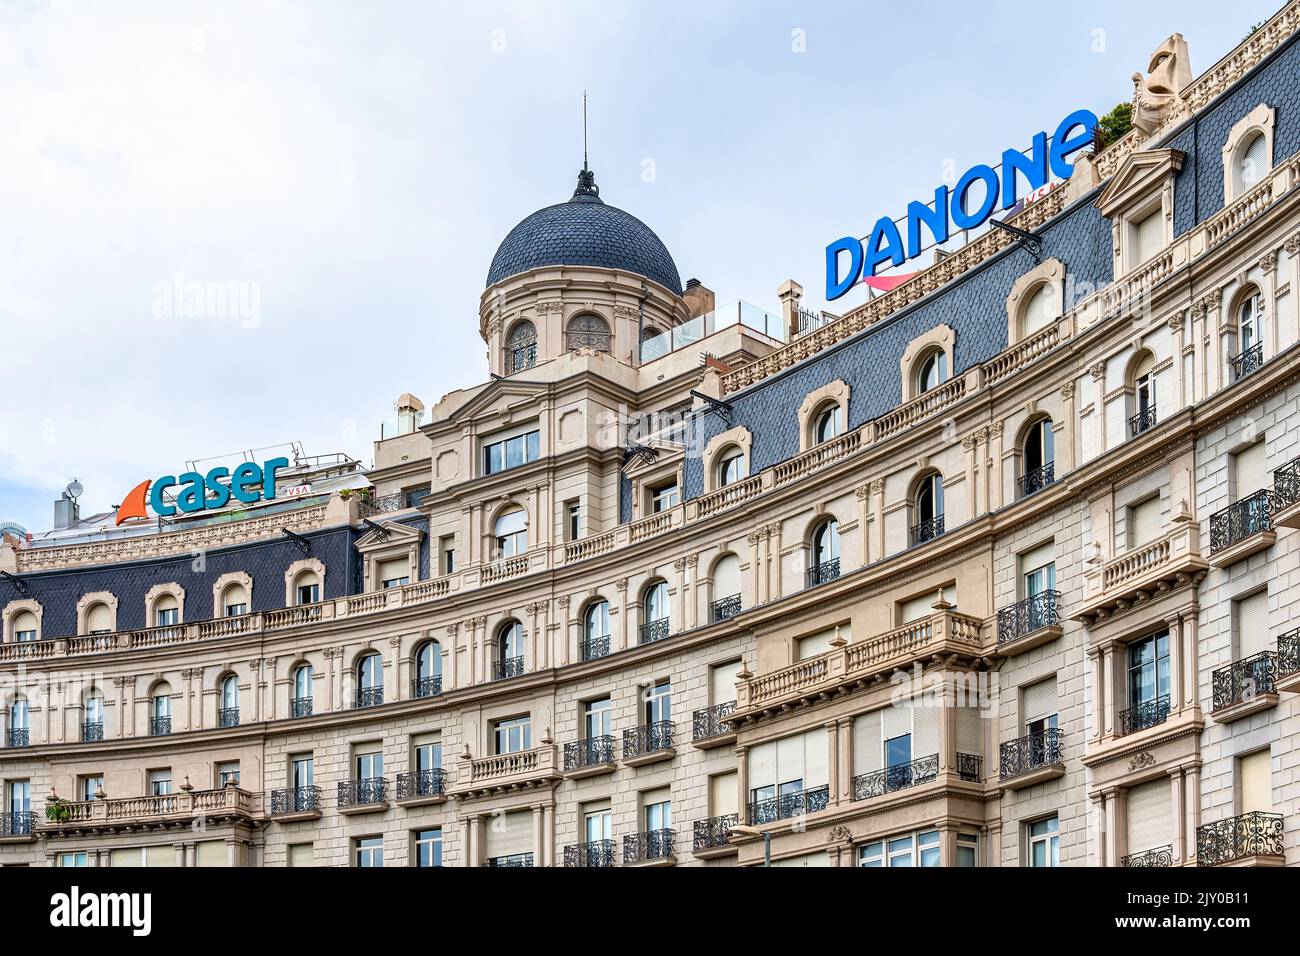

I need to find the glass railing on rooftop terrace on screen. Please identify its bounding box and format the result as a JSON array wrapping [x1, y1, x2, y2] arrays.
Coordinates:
[[638, 301, 784, 364]]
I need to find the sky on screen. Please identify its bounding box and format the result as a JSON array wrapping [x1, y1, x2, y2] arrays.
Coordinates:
[[0, 0, 1283, 534]]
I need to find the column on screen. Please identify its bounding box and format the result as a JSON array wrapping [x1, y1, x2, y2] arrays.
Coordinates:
[[938, 680, 954, 774], [444, 625, 459, 692], [939, 822, 959, 868], [226, 839, 238, 868], [1165, 614, 1183, 715], [748, 532, 765, 605], [531, 805, 543, 866], [1184, 765, 1201, 865], [1190, 300, 1206, 402], [1090, 793, 1108, 867], [1088, 648, 1105, 741], [988, 422, 1004, 512], [1059, 381, 1077, 472], [825, 721, 840, 807], [185, 842, 197, 867], [855, 484, 870, 567], [468, 815, 481, 868], [962, 433, 979, 519], [837, 717, 853, 805], [615, 579, 629, 652], [673, 558, 686, 634], [985, 822, 1002, 867], [736, 746, 749, 823], [871, 479, 885, 564], [542, 804, 555, 867], [1261, 251, 1279, 358], [1206, 289, 1225, 395], [1169, 768, 1185, 865], [1101, 644, 1116, 739], [1104, 789, 1120, 867], [1090, 362, 1107, 457], [1182, 611, 1198, 710]]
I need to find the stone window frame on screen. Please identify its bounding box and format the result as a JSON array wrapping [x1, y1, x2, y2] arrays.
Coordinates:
[[485, 498, 531, 562], [706, 550, 745, 609], [144, 583, 185, 628], [284, 558, 326, 607], [1014, 412, 1057, 487], [639, 577, 671, 629], [212, 572, 253, 618], [1005, 258, 1066, 346], [909, 468, 946, 527], [1224, 281, 1266, 364], [1221, 103, 1276, 203], [1123, 348, 1159, 426], [702, 426, 754, 493], [629, 453, 684, 520], [2, 598, 43, 643], [76, 591, 119, 637], [356, 522, 423, 593], [798, 380, 850, 451], [1095, 149, 1182, 276], [900, 325, 955, 402], [412, 636, 443, 679]]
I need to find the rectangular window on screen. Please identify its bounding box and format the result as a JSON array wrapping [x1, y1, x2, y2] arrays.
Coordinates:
[[148, 770, 172, 796], [439, 536, 456, 575], [482, 429, 540, 475], [856, 829, 941, 867], [645, 680, 671, 724], [1029, 816, 1059, 867], [155, 608, 178, 627], [296, 583, 320, 605], [1128, 497, 1162, 548], [79, 775, 103, 802], [354, 748, 383, 780], [57, 852, 89, 868], [215, 762, 240, 788], [1239, 749, 1272, 814], [224, 602, 247, 617], [414, 828, 442, 867], [1127, 632, 1170, 708], [290, 754, 314, 789], [650, 482, 680, 513], [287, 843, 313, 868], [583, 698, 612, 739], [956, 833, 979, 867], [354, 836, 383, 868], [413, 734, 443, 774], [1023, 677, 1059, 736], [493, 716, 531, 754], [377, 557, 410, 590], [565, 500, 581, 541], [584, 805, 613, 843], [1131, 207, 1163, 266], [643, 790, 672, 832]]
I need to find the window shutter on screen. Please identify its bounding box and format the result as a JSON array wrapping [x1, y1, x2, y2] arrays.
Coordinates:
[[1126, 778, 1172, 854], [853, 712, 881, 774], [1134, 209, 1163, 263], [1236, 591, 1270, 659], [749, 741, 776, 792], [710, 661, 741, 705], [86, 604, 113, 633], [1239, 749, 1272, 813], [288, 843, 313, 867], [912, 705, 939, 760], [713, 554, 741, 599], [1022, 677, 1058, 725], [1019, 542, 1056, 576], [1235, 442, 1268, 496], [881, 704, 910, 742], [376, 557, 408, 584], [803, 727, 829, 789], [110, 848, 142, 867], [710, 771, 737, 816], [797, 627, 839, 660], [777, 735, 803, 784], [1131, 498, 1162, 547], [484, 810, 533, 858], [956, 708, 983, 756], [146, 846, 173, 867], [196, 840, 226, 867]]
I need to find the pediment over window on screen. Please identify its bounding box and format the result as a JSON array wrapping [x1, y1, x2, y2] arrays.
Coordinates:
[[1095, 149, 1185, 218], [356, 519, 425, 552]]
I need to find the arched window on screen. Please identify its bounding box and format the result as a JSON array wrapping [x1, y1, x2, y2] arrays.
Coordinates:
[[916, 349, 948, 394], [1233, 291, 1264, 381], [293, 570, 320, 606], [582, 600, 611, 660], [716, 446, 746, 487], [1021, 417, 1056, 498], [1234, 131, 1268, 197], [494, 507, 528, 558], [808, 519, 840, 587], [813, 403, 842, 444], [85, 602, 113, 636], [640, 325, 662, 343], [414, 641, 442, 698], [221, 582, 249, 617], [357, 652, 383, 707], [219, 675, 240, 728], [292, 664, 314, 717], [641, 581, 669, 644], [153, 593, 179, 628], [11, 610, 37, 642], [1129, 352, 1157, 436], [150, 684, 172, 736], [7, 696, 29, 748], [497, 621, 525, 679], [82, 689, 104, 742], [912, 473, 945, 544], [710, 553, 743, 622], [1020, 281, 1060, 338], [566, 314, 612, 352], [505, 320, 537, 374]]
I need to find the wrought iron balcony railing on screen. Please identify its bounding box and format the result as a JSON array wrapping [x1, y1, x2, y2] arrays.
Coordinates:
[[356, 687, 384, 708], [997, 590, 1062, 646], [910, 514, 944, 546], [1118, 694, 1170, 736], [1274, 457, 1300, 511], [624, 829, 674, 864], [1230, 341, 1264, 381], [564, 839, 616, 867], [565, 330, 613, 353], [580, 636, 610, 661], [639, 618, 670, 645], [1129, 404, 1157, 437], [1212, 651, 1279, 711], [1121, 844, 1173, 867], [6, 729, 28, 748], [805, 558, 840, 589], [487, 852, 534, 867], [1209, 489, 1274, 553], [1196, 811, 1284, 865], [853, 754, 939, 800], [956, 752, 982, 782], [1019, 461, 1055, 498], [999, 728, 1064, 779], [623, 721, 674, 759], [0, 811, 35, 837], [748, 784, 830, 825], [496, 656, 525, 680], [1280, 629, 1300, 677], [694, 813, 739, 851], [412, 676, 442, 699], [692, 701, 735, 741], [290, 696, 313, 719], [564, 735, 614, 771], [218, 707, 240, 728], [506, 342, 537, 375], [710, 594, 742, 623], [270, 786, 322, 816], [396, 768, 447, 801], [150, 716, 171, 737], [357, 486, 433, 517], [337, 777, 387, 808], [80, 721, 103, 743]]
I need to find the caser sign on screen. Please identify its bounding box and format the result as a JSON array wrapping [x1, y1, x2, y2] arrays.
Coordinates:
[[825, 108, 1098, 301], [115, 457, 290, 525]]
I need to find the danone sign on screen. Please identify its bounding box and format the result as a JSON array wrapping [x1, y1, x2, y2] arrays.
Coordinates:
[[116, 457, 290, 525], [825, 108, 1098, 301]]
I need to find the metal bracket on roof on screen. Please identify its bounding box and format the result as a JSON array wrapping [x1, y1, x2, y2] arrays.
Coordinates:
[[623, 442, 658, 468], [989, 218, 1042, 263], [690, 390, 733, 427], [282, 528, 312, 555], [361, 518, 390, 541], [0, 570, 28, 596]]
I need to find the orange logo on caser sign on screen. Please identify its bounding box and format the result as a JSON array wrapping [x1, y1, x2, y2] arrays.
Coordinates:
[[116, 480, 152, 526]]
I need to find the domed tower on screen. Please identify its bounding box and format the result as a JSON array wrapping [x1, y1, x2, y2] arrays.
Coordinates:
[[479, 167, 691, 376]]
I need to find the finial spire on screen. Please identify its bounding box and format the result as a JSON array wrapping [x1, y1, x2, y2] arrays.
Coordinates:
[[572, 91, 600, 200], [583, 90, 588, 172]]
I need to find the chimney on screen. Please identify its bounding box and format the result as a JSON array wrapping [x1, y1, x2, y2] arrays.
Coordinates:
[[395, 393, 425, 435], [53, 491, 80, 530], [777, 279, 804, 338], [682, 278, 715, 320]]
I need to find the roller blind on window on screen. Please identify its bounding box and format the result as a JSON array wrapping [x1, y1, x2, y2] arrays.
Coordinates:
[[912, 706, 939, 759], [146, 846, 172, 868], [86, 603, 113, 633], [376, 557, 409, 583], [882, 704, 910, 742], [853, 712, 882, 775], [1022, 677, 1058, 725], [900, 587, 956, 624], [749, 742, 776, 791], [196, 841, 226, 867], [710, 771, 737, 816], [484, 810, 533, 858], [288, 843, 313, 868], [803, 727, 828, 788], [710, 660, 741, 705], [713, 554, 741, 598], [1131, 498, 1162, 547], [1235, 442, 1268, 496], [1134, 209, 1163, 264], [1126, 777, 1172, 854], [110, 848, 142, 868], [956, 708, 983, 757], [798, 625, 847, 660], [1019, 542, 1056, 576], [770, 851, 830, 867], [1236, 591, 1270, 659], [1240, 749, 1272, 813]]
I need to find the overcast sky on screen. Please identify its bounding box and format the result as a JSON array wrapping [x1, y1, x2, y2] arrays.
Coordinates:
[[0, 0, 1281, 534]]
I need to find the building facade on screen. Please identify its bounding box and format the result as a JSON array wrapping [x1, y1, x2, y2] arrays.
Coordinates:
[[4, 2, 1300, 868]]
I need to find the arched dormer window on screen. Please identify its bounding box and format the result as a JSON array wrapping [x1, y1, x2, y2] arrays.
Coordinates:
[[808, 518, 840, 588], [497, 621, 525, 679], [911, 473, 945, 545], [219, 675, 240, 728], [581, 600, 611, 660], [1232, 289, 1265, 381], [11, 610, 37, 643], [356, 652, 383, 707], [220, 581, 249, 617], [414, 640, 442, 698], [716, 445, 746, 487], [1020, 417, 1056, 498], [640, 581, 669, 644], [1222, 104, 1276, 202], [85, 602, 113, 636], [82, 689, 104, 742], [916, 348, 948, 395], [813, 402, 842, 444], [1020, 281, 1060, 339], [1128, 352, 1157, 437], [494, 507, 528, 558], [291, 664, 314, 717], [505, 320, 538, 374], [152, 592, 180, 629], [292, 569, 320, 606], [566, 313, 612, 353]]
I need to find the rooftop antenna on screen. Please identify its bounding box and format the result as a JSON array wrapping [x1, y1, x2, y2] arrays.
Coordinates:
[[583, 90, 589, 171]]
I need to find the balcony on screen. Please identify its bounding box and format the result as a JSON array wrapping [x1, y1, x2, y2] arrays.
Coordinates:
[[1208, 490, 1275, 567], [999, 728, 1065, 790], [81, 721, 103, 743], [691, 701, 736, 749], [1211, 651, 1279, 722], [805, 558, 840, 589], [623, 829, 675, 867], [693, 813, 739, 859], [733, 611, 986, 723], [1270, 457, 1300, 529], [579, 636, 610, 661], [1276, 629, 1300, 694], [356, 687, 384, 709], [748, 784, 829, 825], [150, 716, 171, 737], [639, 618, 670, 645], [1129, 404, 1157, 437], [1019, 461, 1055, 498], [562, 735, 616, 778], [1122, 845, 1172, 867], [957, 752, 983, 782], [487, 852, 534, 867], [496, 656, 525, 680], [412, 676, 442, 699], [1072, 520, 1206, 625], [269, 786, 323, 822], [0, 811, 35, 843], [337, 777, 388, 814], [1230, 341, 1264, 381], [218, 707, 240, 728], [564, 839, 616, 868], [1118, 695, 1170, 737], [910, 514, 944, 546], [622, 721, 675, 767], [853, 755, 938, 801], [6, 728, 28, 748], [396, 768, 447, 806], [995, 590, 1063, 655], [710, 593, 743, 624], [290, 696, 313, 719], [1196, 811, 1284, 867], [39, 787, 261, 834], [450, 744, 561, 799]]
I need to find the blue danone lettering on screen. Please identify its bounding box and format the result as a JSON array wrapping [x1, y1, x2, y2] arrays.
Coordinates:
[[148, 457, 289, 517], [825, 108, 1098, 300]]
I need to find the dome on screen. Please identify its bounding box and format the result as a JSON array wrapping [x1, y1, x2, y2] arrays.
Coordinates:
[[486, 169, 683, 295]]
